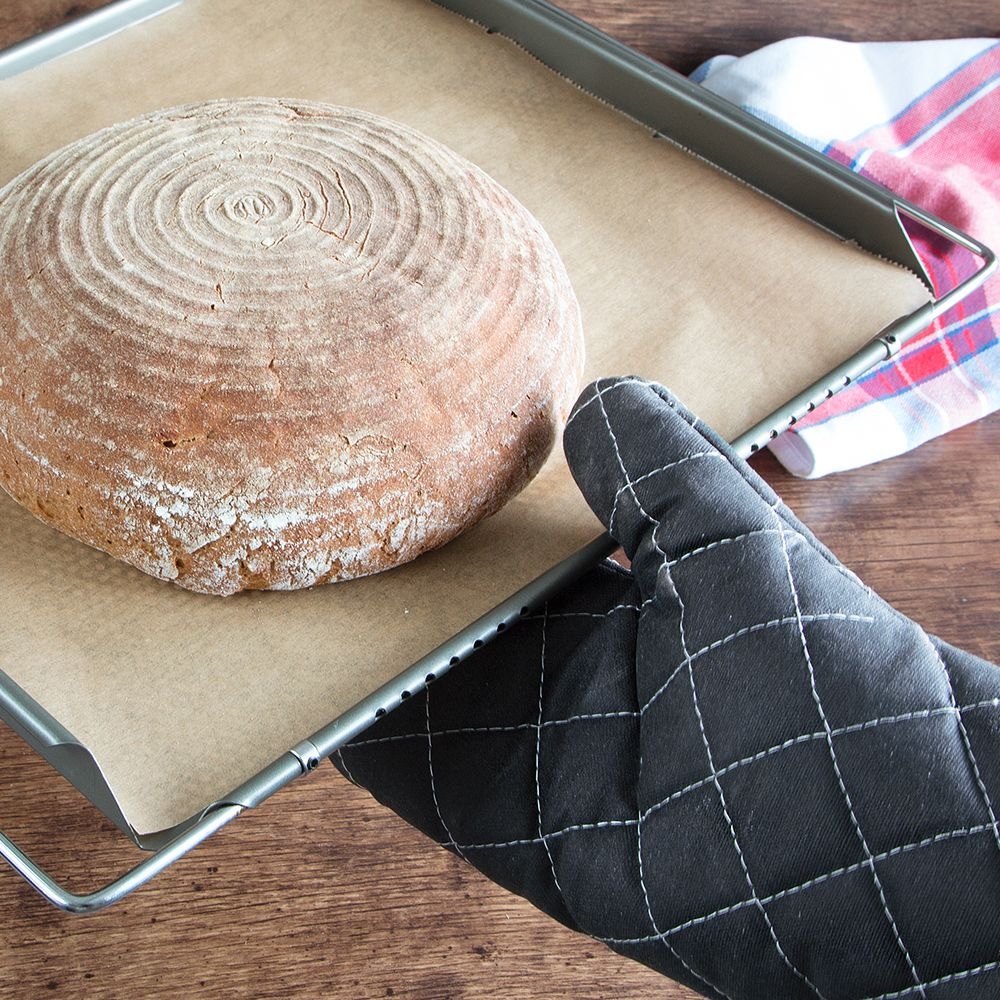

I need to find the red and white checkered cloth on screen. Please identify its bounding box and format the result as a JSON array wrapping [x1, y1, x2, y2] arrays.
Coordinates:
[[693, 38, 1000, 477]]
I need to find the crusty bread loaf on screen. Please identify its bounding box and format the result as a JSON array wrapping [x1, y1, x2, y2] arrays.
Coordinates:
[[0, 98, 584, 595]]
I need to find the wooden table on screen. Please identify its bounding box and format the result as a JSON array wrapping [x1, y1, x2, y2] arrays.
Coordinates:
[[1, 3, 997, 998]]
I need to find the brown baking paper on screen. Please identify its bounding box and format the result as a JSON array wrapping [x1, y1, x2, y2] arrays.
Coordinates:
[[0, 0, 928, 836]]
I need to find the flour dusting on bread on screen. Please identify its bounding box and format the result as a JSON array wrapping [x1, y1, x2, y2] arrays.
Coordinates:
[[0, 98, 584, 595]]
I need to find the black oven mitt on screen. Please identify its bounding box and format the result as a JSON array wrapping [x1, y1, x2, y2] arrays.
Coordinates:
[[335, 377, 1000, 1000]]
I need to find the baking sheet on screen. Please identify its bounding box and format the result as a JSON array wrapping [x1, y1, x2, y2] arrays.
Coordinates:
[[0, 0, 928, 836]]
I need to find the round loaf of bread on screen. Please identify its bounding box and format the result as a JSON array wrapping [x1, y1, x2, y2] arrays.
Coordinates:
[[0, 98, 584, 595]]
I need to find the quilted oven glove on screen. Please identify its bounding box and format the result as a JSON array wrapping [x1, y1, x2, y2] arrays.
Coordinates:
[[336, 377, 1000, 1000]]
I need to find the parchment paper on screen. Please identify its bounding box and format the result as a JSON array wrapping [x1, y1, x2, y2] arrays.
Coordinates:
[[0, 0, 928, 836]]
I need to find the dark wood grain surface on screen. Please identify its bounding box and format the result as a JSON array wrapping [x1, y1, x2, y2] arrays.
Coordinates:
[[1, 3, 998, 999]]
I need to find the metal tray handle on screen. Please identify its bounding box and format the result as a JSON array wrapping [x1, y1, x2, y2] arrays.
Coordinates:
[[0, 804, 241, 913]]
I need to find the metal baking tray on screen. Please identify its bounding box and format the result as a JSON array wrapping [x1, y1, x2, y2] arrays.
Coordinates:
[[0, 0, 994, 912]]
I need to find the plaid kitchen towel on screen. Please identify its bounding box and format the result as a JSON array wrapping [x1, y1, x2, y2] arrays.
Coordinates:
[[693, 38, 1000, 477]]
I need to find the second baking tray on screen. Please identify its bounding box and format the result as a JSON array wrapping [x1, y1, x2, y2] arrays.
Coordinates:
[[0, 0, 993, 910]]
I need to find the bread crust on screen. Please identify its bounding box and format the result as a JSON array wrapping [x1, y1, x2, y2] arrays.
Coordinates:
[[0, 98, 584, 595]]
